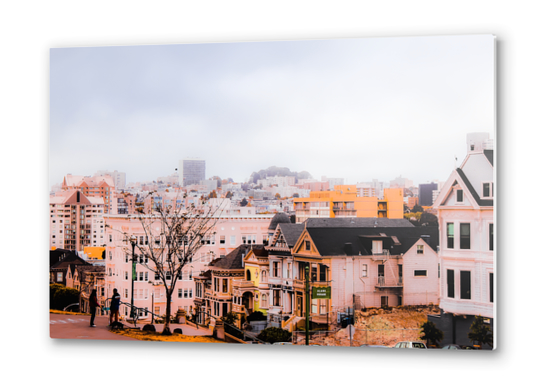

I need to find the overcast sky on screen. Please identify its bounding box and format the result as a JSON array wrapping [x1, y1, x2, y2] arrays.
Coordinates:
[[50, 34, 494, 188]]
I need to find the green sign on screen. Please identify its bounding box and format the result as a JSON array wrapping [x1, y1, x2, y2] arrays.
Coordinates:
[[312, 286, 331, 299], [132, 262, 137, 280]]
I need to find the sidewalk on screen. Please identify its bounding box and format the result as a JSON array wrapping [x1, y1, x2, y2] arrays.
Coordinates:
[[50, 313, 212, 340]]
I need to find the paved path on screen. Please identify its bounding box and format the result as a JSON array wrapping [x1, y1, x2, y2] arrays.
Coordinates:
[[49, 313, 212, 341]]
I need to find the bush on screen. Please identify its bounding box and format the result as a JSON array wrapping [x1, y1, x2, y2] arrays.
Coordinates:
[[420, 320, 443, 347], [257, 327, 292, 344], [247, 311, 266, 322], [50, 284, 79, 310]]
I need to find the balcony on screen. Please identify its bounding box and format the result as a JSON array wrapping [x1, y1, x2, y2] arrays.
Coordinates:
[[231, 279, 255, 290], [371, 249, 390, 261], [375, 276, 403, 288]]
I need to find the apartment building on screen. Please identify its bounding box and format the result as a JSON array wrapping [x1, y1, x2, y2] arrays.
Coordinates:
[[293, 185, 404, 223], [62, 174, 115, 213], [103, 210, 273, 321], [50, 189, 105, 252]]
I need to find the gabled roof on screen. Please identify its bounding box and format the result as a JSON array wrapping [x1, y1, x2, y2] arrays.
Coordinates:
[[484, 149, 494, 166], [275, 223, 305, 247], [456, 168, 493, 207], [300, 226, 439, 257], [210, 244, 265, 270], [50, 251, 90, 270]]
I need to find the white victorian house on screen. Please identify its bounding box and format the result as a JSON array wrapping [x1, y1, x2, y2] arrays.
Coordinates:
[[429, 132, 495, 349]]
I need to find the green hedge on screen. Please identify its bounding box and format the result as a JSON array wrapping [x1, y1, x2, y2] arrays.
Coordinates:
[[50, 284, 80, 311]]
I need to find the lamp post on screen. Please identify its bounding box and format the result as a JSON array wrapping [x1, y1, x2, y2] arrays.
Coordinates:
[[129, 236, 136, 321], [305, 265, 310, 346]]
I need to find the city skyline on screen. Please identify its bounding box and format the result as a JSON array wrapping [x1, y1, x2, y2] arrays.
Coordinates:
[[50, 35, 494, 189]]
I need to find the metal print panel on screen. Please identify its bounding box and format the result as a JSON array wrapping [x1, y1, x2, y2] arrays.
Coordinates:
[[49, 34, 496, 350]]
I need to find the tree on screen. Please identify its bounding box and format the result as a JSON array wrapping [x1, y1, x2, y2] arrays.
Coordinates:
[[468, 316, 493, 349], [420, 320, 443, 348], [111, 192, 224, 335], [221, 311, 238, 326], [240, 198, 248, 207], [411, 204, 424, 213]]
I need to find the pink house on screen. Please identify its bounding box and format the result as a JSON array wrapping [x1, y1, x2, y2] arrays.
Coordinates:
[[429, 133, 494, 348]]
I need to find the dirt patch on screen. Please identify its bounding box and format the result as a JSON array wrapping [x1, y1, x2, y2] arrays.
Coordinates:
[[110, 328, 226, 343], [315, 305, 440, 347]]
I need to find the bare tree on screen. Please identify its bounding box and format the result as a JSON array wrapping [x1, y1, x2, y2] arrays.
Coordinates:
[[111, 192, 225, 335]]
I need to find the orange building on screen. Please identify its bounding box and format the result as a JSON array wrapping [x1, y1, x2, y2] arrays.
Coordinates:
[[293, 185, 403, 223]]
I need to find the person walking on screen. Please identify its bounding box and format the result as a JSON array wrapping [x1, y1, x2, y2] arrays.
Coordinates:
[[89, 289, 100, 327], [109, 288, 121, 325]]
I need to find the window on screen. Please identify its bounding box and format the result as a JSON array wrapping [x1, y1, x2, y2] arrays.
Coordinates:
[[178, 289, 183, 298], [273, 290, 280, 306], [220, 236, 225, 244], [319, 264, 326, 282], [414, 270, 427, 277], [273, 262, 280, 278], [222, 279, 228, 293], [457, 189, 463, 203], [417, 245, 424, 254], [489, 223, 494, 251], [447, 223, 454, 248], [381, 296, 388, 307], [460, 271, 471, 300], [362, 264, 368, 277], [489, 273, 494, 303], [125, 271, 128, 280], [372, 240, 383, 254], [305, 240, 311, 251], [230, 236, 236, 245], [447, 270, 454, 298], [460, 223, 470, 249], [261, 294, 268, 308], [482, 182, 494, 198], [311, 299, 317, 314], [246, 269, 252, 281], [56, 272, 63, 282]]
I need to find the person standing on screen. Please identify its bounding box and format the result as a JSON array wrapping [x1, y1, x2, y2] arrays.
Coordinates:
[[89, 289, 100, 327], [109, 288, 121, 325]]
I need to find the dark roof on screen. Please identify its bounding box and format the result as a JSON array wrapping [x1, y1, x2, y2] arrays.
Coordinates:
[[456, 168, 493, 207], [50, 248, 78, 267], [276, 223, 305, 247], [305, 218, 414, 228], [211, 244, 266, 270], [484, 150, 494, 166], [50, 250, 90, 270], [305, 226, 439, 256], [268, 212, 292, 231]]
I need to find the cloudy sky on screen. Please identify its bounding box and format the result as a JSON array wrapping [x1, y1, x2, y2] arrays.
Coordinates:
[[50, 34, 494, 188]]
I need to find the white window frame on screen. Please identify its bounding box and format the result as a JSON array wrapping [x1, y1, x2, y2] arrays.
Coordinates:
[[481, 181, 494, 199]]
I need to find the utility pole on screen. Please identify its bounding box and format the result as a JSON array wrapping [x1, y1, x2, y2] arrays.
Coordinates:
[[130, 237, 136, 321], [305, 265, 310, 346]]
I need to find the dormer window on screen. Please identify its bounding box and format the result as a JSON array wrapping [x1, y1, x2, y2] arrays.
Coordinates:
[[305, 240, 311, 251], [456, 189, 464, 203], [372, 240, 383, 254], [482, 182, 494, 198]]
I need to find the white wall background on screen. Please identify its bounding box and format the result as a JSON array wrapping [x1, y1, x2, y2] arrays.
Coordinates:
[[1, 1, 534, 382]]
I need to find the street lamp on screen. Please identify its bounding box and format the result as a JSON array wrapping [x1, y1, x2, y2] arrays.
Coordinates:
[[129, 235, 137, 321]]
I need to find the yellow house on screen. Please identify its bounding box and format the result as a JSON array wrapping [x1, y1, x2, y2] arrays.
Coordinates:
[[294, 185, 403, 222]]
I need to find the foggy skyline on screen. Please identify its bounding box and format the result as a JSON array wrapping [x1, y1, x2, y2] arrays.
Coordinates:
[[50, 35, 495, 189]]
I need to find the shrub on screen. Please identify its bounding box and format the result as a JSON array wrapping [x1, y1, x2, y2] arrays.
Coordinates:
[[247, 311, 266, 322], [257, 327, 292, 344], [50, 284, 79, 310]]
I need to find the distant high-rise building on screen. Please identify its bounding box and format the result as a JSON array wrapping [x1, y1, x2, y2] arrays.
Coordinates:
[[179, 158, 205, 187], [95, 170, 126, 190], [419, 182, 439, 207]]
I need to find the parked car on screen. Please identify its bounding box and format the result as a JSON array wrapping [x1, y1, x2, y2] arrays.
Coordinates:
[[273, 342, 293, 345], [394, 341, 427, 349], [442, 344, 477, 350], [359, 344, 390, 348]]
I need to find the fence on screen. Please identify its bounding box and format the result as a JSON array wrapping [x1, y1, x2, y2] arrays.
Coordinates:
[[292, 327, 423, 347]]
